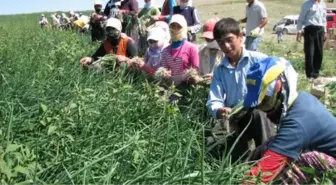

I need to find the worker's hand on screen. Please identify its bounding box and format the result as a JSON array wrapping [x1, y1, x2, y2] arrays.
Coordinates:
[[217, 107, 232, 119], [250, 27, 260, 38], [132, 59, 145, 69], [296, 32, 302, 42], [80, 57, 93, 65], [163, 70, 172, 79], [324, 32, 328, 42], [152, 15, 160, 21], [202, 74, 213, 84], [116, 55, 129, 63]]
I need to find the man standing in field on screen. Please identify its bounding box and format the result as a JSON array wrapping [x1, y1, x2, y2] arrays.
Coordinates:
[[239, 0, 268, 51], [297, 0, 327, 80]]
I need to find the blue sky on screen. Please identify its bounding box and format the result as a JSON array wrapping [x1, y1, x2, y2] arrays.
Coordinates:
[[0, 0, 161, 15]]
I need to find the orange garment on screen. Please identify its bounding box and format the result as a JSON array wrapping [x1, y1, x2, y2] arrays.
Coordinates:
[[103, 37, 129, 56]]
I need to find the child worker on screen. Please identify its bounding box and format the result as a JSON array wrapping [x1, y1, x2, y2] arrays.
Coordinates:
[[206, 18, 275, 162], [131, 26, 169, 76], [159, 14, 199, 86], [243, 56, 336, 184], [198, 18, 225, 84]]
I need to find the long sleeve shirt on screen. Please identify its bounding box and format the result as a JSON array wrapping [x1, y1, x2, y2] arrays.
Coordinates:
[[297, 0, 327, 32], [206, 48, 267, 117]]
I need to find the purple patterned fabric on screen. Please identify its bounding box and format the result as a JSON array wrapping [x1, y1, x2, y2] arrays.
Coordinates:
[[279, 151, 336, 185]]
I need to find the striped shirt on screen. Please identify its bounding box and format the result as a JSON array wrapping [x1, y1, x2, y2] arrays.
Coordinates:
[[297, 0, 327, 32], [160, 41, 199, 76]]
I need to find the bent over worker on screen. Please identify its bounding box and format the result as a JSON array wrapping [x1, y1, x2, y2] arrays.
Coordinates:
[[243, 56, 336, 184]]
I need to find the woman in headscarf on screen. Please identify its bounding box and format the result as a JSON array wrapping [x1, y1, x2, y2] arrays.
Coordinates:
[[243, 57, 336, 184], [159, 14, 199, 86]]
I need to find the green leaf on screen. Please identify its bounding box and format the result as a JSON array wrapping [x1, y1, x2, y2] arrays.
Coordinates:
[[6, 144, 21, 152], [40, 120, 47, 126], [41, 103, 48, 112], [48, 126, 57, 135], [66, 134, 74, 142], [300, 167, 316, 174], [14, 165, 30, 175]]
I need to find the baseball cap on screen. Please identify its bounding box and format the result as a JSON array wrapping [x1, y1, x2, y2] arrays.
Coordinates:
[[106, 18, 122, 31], [202, 18, 219, 39], [244, 57, 291, 108]]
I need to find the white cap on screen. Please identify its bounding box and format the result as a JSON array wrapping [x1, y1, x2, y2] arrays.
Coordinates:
[[69, 10, 75, 15], [147, 27, 165, 41], [169, 14, 187, 29], [94, 0, 102, 5], [106, 18, 122, 31]]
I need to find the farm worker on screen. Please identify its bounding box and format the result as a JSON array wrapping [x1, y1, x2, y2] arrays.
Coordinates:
[[243, 56, 336, 184], [51, 13, 60, 29], [171, 0, 201, 43], [138, 0, 161, 24], [80, 18, 137, 68], [138, 0, 161, 55], [238, 0, 268, 51], [73, 15, 90, 33], [297, 0, 327, 80], [61, 13, 71, 25], [131, 26, 169, 75], [68, 10, 76, 22], [159, 14, 199, 86], [152, 0, 180, 23], [90, 0, 106, 41], [275, 25, 283, 44], [206, 18, 275, 162], [104, 0, 123, 19], [39, 14, 48, 28], [148, 21, 171, 44], [120, 0, 140, 45], [198, 18, 224, 84]]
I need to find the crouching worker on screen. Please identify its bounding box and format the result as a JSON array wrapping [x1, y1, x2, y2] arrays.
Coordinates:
[[80, 18, 137, 69], [131, 26, 168, 76], [243, 57, 336, 184], [205, 18, 275, 162]]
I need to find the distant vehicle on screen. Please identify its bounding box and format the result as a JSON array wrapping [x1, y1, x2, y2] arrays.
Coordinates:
[[327, 12, 336, 30], [273, 15, 299, 35]]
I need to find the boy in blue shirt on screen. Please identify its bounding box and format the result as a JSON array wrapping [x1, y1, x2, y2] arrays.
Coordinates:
[[206, 18, 275, 162]]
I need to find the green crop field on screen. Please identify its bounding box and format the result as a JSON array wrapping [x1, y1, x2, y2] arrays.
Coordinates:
[[0, 0, 336, 184]]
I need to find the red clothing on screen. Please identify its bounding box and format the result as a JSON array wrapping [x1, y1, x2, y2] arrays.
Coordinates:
[[247, 150, 291, 184]]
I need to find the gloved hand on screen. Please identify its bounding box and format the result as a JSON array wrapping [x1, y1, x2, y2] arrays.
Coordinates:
[[250, 27, 261, 38]]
